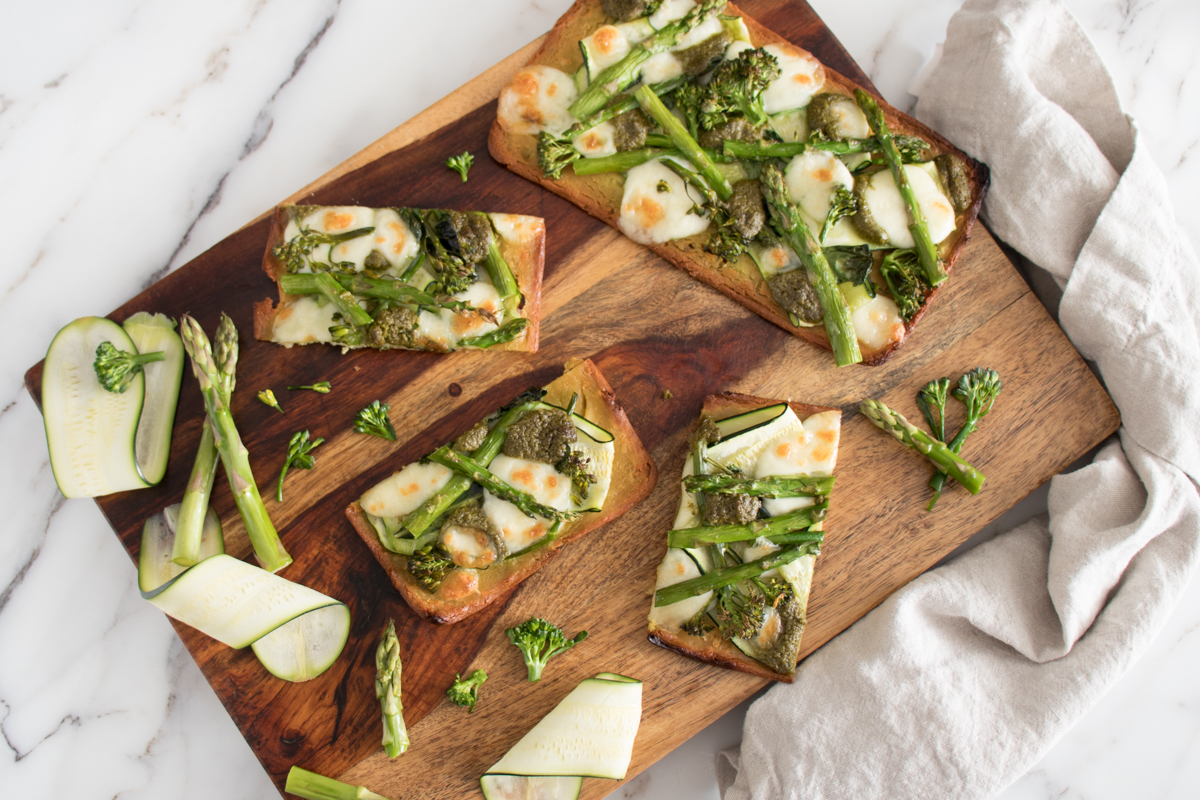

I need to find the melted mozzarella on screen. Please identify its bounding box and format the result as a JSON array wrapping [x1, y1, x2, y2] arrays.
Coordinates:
[[639, 51, 684, 84], [749, 240, 802, 277], [270, 297, 338, 345], [574, 121, 618, 158], [824, 95, 871, 139], [415, 307, 455, 350], [490, 213, 539, 244], [483, 492, 551, 554], [707, 407, 803, 476], [370, 208, 419, 271], [860, 165, 957, 249], [299, 206, 376, 269], [618, 160, 711, 245], [785, 150, 854, 223], [439, 280, 503, 342], [761, 43, 825, 114], [489, 455, 572, 511], [754, 410, 840, 515], [441, 526, 498, 569], [497, 65, 579, 136], [570, 437, 615, 510], [851, 293, 906, 353], [649, 0, 695, 29], [582, 25, 631, 73], [360, 462, 453, 518], [649, 549, 712, 629]]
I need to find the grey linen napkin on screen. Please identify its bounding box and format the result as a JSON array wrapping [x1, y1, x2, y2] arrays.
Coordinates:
[[717, 0, 1200, 797]]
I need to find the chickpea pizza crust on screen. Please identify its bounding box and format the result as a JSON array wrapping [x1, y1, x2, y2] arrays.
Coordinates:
[[648, 391, 839, 681], [255, 204, 544, 353], [345, 358, 657, 624], [488, 0, 988, 365]]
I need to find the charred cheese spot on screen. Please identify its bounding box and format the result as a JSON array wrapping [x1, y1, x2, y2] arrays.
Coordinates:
[[618, 160, 710, 245], [497, 65, 579, 136], [813, 168, 833, 182], [762, 43, 825, 114], [323, 210, 355, 231], [594, 25, 620, 54]]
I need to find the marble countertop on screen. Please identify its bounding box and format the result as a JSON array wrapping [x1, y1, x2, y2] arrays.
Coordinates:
[[2, 1, 1196, 798]]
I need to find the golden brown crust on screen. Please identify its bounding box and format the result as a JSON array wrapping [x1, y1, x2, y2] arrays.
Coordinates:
[[645, 391, 840, 683], [346, 358, 657, 624], [254, 205, 546, 352], [488, 0, 988, 365]]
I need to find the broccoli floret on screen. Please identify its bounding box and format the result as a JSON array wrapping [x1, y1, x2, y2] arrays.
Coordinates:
[[879, 249, 931, 321], [407, 545, 455, 593], [697, 47, 781, 131], [680, 605, 714, 637], [556, 451, 596, 505], [93, 341, 165, 394], [537, 130, 582, 180], [446, 669, 488, 712], [505, 617, 588, 682], [712, 586, 766, 640]]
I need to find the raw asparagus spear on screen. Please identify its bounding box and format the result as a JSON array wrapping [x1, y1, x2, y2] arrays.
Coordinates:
[[285, 767, 392, 800], [681, 473, 835, 497], [375, 619, 408, 758], [859, 398, 985, 494]]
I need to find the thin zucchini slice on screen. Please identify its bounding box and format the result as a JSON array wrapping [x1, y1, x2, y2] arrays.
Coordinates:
[[486, 677, 642, 779], [138, 503, 224, 597], [251, 603, 353, 682], [43, 317, 147, 498], [123, 312, 184, 485], [480, 775, 582, 800], [571, 413, 614, 444], [719, 14, 751, 43], [593, 672, 640, 683], [714, 402, 790, 441]]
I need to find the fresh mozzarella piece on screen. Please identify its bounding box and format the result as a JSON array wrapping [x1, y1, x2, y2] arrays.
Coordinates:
[[497, 65, 579, 136], [369, 208, 419, 270], [706, 406, 803, 475], [820, 215, 872, 248], [823, 96, 871, 139], [441, 525, 499, 569], [749, 239, 803, 278], [574, 120, 618, 158], [761, 43, 825, 114], [618, 160, 711, 244], [639, 51, 684, 84], [489, 455, 573, 511], [415, 307, 456, 350], [860, 165, 957, 249], [270, 296, 338, 345], [649, 0, 696, 29], [483, 491, 552, 554], [570, 437, 615, 510], [851, 293, 906, 353], [490, 213, 539, 244], [671, 16, 724, 51], [438, 281, 503, 341], [724, 39, 755, 60], [582, 25, 631, 73], [785, 150, 853, 222], [300, 206, 376, 269], [649, 549, 712, 628], [360, 462, 453, 518], [753, 410, 840, 514]]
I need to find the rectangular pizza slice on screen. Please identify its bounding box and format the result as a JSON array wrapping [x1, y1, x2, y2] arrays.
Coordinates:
[[648, 392, 839, 681], [489, 0, 987, 365], [255, 205, 544, 352], [346, 358, 656, 624]]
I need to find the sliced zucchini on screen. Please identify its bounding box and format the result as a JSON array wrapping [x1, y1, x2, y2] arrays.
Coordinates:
[[769, 108, 809, 143], [43, 317, 148, 498], [569, 436, 614, 512], [138, 503, 224, 597], [719, 14, 751, 43], [480, 775, 582, 800], [123, 312, 184, 486], [570, 413, 614, 444], [251, 603, 352, 682], [573, 64, 589, 93], [593, 672, 640, 683], [713, 402, 790, 441], [486, 677, 642, 779]]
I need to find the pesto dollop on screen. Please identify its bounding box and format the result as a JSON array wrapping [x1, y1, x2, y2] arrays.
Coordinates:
[[502, 408, 577, 465]]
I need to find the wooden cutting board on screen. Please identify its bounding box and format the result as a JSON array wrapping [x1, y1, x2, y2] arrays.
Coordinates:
[[24, 1, 1119, 797]]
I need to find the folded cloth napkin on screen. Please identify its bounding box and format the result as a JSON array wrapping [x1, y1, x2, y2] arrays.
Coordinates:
[[717, 0, 1200, 797]]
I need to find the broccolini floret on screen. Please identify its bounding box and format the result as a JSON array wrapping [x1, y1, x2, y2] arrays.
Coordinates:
[[695, 47, 781, 130], [93, 341, 165, 393], [445, 151, 474, 182], [505, 617, 588, 682], [354, 400, 397, 441], [879, 249, 931, 321], [407, 545, 454, 592], [446, 669, 488, 712], [537, 130, 583, 180]]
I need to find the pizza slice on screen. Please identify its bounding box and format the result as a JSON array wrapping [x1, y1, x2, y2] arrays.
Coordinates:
[[648, 392, 839, 681], [345, 359, 656, 624], [255, 205, 544, 352], [488, 0, 987, 365]]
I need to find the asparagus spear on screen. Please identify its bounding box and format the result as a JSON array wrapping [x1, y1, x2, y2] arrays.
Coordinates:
[[425, 447, 581, 524], [313, 272, 373, 327], [654, 545, 816, 606], [859, 398, 985, 494], [568, 0, 725, 119], [667, 503, 827, 547], [722, 135, 930, 162], [180, 314, 292, 573], [483, 236, 522, 316], [279, 273, 480, 315], [681, 473, 835, 498], [375, 619, 408, 759], [928, 368, 1001, 509], [854, 89, 946, 286], [284, 767, 392, 800], [759, 163, 863, 367], [634, 85, 732, 201], [171, 421, 219, 566], [457, 318, 530, 349]]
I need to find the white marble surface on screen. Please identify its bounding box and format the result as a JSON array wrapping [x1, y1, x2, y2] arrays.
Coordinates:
[[1, 1, 1196, 798]]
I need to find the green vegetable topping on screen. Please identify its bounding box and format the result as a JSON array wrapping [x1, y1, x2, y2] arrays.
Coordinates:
[[288, 382, 332, 393], [272, 224, 375, 274], [277, 429, 324, 503], [505, 617, 588, 682], [446, 669, 488, 712], [917, 377, 952, 445], [285, 766, 393, 800], [879, 249, 931, 321], [502, 407, 577, 464], [859, 398, 985, 495], [928, 368, 1001, 510], [354, 400, 397, 441], [257, 389, 284, 414], [446, 151, 474, 182], [407, 545, 455, 592], [375, 619, 409, 759], [93, 341, 165, 394]]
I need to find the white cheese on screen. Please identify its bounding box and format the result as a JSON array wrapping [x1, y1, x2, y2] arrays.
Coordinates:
[[707, 406, 803, 476], [440, 526, 498, 569], [574, 121, 618, 159], [582, 25, 631, 74], [724, 40, 755, 61], [483, 491, 551, 554], [490, 213, 539, 245], [415, 307, 455, 350], [785, 150, 854, 223], [639, 51, 684, 85], [497, 65, 579, 136], [851, 293, 906, 353], [269, 297, 338, 345], [298, 206, 376, 270], [359, 462, 453, 518], [618, 160, 711, 245], [749, 240, 803, 278], [369, 208, 419, 271], [437, 280, 503, 343], [649, 548, 712, 629], [649, 0, 695, 29], [754, 410, 840, 516], [488, 455, 572, 512], [860, 164, 957, 249], [761, 43, 825, 114]]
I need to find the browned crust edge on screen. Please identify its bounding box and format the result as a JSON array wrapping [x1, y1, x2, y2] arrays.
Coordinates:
[[644, 391, 841, 683], [253, 205, 547, 353], [487, 0, 989, 365], [345, 357, 658, 624]]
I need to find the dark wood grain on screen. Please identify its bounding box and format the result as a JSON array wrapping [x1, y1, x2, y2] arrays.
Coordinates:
[[23, 0, 1119, 796]]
